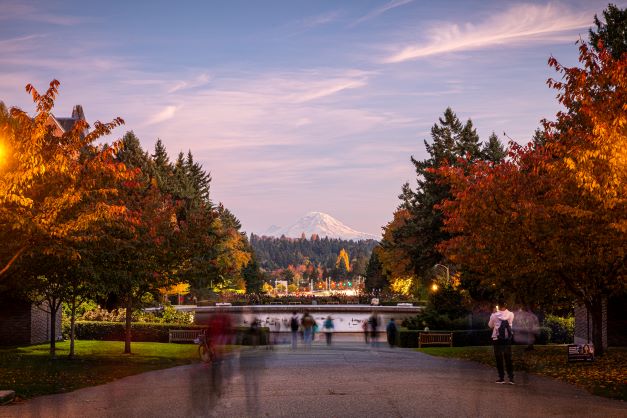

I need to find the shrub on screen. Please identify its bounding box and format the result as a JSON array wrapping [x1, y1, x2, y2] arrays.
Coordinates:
[[543, 315, 574, 344], [77, 303, 193, 324], [73, 321, 268, 345], [398, 328, 494, 348], [73, 322, 201, 342]]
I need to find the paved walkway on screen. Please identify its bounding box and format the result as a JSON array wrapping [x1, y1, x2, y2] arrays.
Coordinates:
[[2, 342, 625, 418]]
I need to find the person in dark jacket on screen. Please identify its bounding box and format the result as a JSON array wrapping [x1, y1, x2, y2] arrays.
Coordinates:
[[386, 318, 398, 347]]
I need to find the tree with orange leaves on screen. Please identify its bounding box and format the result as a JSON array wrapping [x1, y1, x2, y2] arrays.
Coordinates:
[[0, 80, 127, 278], [0, 81, 128, 356], [437, 40, 626, 355]]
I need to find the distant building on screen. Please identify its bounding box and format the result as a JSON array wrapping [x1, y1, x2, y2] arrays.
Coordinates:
[[45, 104, 89, 137]]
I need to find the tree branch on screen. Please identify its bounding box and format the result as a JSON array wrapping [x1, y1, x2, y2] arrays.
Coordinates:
[[0, 246, 27, 278]]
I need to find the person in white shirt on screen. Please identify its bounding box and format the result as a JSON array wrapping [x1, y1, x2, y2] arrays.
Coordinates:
[[488, 300, 515, 384]]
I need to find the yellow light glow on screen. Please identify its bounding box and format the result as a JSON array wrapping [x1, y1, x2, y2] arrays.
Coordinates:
[[431, 283, 439, 292], [0, 141, 6, 166]]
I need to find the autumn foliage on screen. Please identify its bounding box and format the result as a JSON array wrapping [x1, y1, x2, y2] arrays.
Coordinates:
[[435, 42, 626, 354]]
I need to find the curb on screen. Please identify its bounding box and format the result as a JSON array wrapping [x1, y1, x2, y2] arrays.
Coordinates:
[[0, 390, 15, 405]]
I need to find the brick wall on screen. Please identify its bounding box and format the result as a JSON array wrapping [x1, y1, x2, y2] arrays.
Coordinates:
[[30, 302, 62, 344], [0, 298, 63, 346], [608, 295, 627, 347], [0, 299, 32, 346], [574, 299, 610, 349]]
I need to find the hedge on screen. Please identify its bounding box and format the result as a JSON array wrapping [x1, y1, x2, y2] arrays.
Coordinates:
[[73, 321, 269, 345], [399, 327, 551, 348], [399, 329, 493, 348]]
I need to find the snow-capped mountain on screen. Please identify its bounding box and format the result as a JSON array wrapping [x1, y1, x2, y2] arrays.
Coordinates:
[[262, 212, 379, 241]]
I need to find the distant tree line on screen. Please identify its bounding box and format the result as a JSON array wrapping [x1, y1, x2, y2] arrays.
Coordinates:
[[250, 234, 377, 270]]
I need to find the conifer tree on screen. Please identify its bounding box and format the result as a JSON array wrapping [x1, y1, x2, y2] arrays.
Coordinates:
[[393, 108, 483, 279], [152, 138, 173, 193], [481, 132, 507, 163], [589, 3, 627, 59]]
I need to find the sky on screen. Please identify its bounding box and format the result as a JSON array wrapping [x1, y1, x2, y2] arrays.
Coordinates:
[[0, 0, 617, 237]]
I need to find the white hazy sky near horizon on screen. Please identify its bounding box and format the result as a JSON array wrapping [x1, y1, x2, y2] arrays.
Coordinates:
[[0, 0, 613, 236]]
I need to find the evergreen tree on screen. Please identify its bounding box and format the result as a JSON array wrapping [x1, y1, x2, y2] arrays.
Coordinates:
[[589, 3, 627, 59], [365, 249, 387, 292], [152, 139, 173, 193], [242, 255, 264, 293], [531, 128, 548, 148], [185, 150, 211, 205], [119, 132, 152, 180], [398, 108, 483, 278], [481, 132, 507, 163]]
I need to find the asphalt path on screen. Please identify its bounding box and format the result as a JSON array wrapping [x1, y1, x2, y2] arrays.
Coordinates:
[[2, 342, 625, 418]]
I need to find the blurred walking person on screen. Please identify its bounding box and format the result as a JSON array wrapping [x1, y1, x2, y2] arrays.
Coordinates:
[[369, 312, 379, 346], [301, 311, 315, 349], [386, 318, 398, 347], [323, 316, 335, 346], [290, 311, 299, 350]]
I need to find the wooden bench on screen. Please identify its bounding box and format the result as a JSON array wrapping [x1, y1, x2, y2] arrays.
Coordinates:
[[168, 329, 204, 343], [419, 332, 453, 348]]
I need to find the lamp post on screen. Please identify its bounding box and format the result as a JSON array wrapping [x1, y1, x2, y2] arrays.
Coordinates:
[[433, 264, 450, 285]]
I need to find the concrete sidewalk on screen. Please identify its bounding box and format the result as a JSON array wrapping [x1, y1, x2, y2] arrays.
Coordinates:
[[2, 342, 625, 418]]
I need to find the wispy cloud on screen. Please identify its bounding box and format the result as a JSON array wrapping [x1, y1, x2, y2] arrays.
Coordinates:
[[352, 0, 413, 27], [0, 2, 84, 26], [145, 105, 179, 126], [166, 73, 211, 93], [384, 2, 591, 63], [301, 11, 342, 29]]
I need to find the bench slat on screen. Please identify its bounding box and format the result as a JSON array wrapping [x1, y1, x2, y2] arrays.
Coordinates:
[[169, 329, 204, 343], [418, 332, 453, 348]]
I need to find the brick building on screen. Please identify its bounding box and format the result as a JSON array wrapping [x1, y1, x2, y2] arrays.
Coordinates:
[[0, 298, 62, 346], [574, 294, 627, 349]]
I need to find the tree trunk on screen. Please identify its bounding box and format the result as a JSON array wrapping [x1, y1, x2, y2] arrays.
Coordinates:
[[69, 293, 77, 358], [588, 297, 605, 356], [124, 295, 133, 354], [49, 298, 59, 358]]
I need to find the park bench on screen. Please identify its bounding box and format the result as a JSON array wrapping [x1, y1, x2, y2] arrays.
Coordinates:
[[270, 302, 283, 305], [168, 329, 204, 343], [418, 332, 453, 348], [288, 302, 302, 305]]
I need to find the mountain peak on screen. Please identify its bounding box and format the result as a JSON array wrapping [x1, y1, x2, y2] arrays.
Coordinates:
[[263, 212, 379, 241]]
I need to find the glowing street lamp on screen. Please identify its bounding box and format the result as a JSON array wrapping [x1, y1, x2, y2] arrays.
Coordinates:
[[431, 283, 439, 292]]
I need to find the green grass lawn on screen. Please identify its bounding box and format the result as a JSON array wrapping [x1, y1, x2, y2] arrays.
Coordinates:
[[417, 345, 627, 401], [0, 340, 200, 399]]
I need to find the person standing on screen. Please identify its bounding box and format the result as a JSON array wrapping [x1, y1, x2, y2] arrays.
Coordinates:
[[362, 319, 369, 344], [369, 312, 379, 346], [301, 311, 315, 349], [323, 316, 335, 346], [386, 318, 398, 347], [290, 311, 300, 350], [488, 300, 515, 384]]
